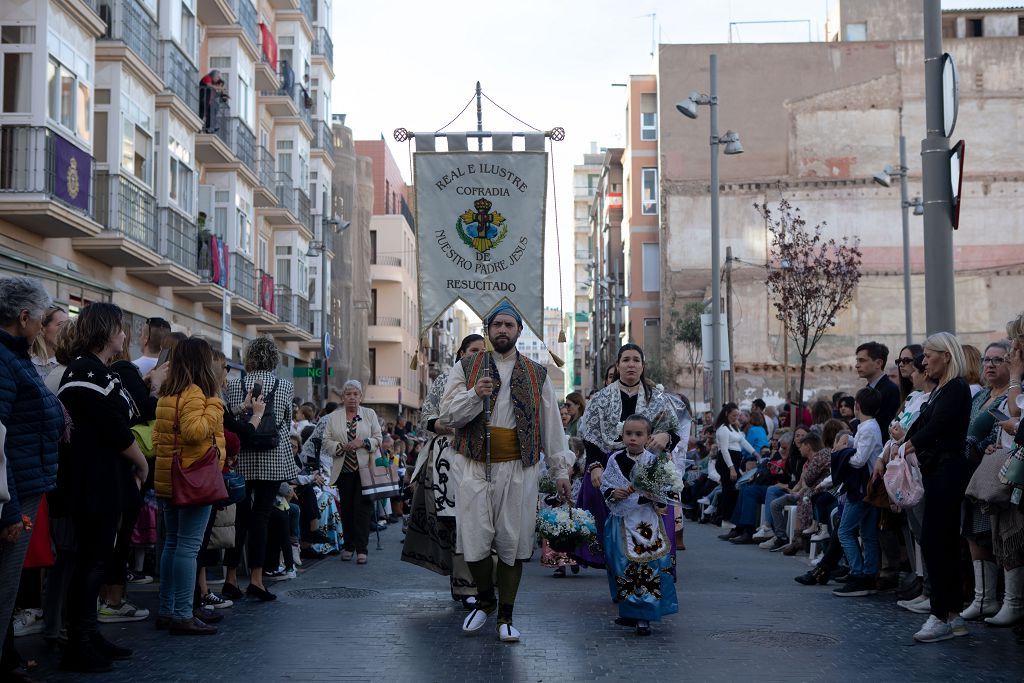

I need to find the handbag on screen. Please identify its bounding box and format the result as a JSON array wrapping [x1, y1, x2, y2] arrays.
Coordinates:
[[170, 396, 228, 507], [1000, 446, 1024, 488], [883, 444, 925, 509], [359, 449, 400, 501], [247, 378, 281, 450], [863, 471, 892, 509], [223, 469, 247, 505], [965, 447, 1013, 509]]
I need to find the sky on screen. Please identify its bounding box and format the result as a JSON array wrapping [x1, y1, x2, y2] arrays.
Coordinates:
[[332, 0, 1007, 316]]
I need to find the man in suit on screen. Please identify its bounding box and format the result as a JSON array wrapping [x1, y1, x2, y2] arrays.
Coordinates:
[[855, 342, 901, 432]]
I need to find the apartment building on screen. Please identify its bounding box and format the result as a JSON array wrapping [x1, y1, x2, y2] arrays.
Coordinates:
[[354, 139, 423, 423], [587, 147, 625, 389], [0, 0, 340, 402]]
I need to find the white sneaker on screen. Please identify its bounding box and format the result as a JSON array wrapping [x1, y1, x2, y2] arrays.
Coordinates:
[[462, 608, 489, 633], [752, 527, 774, 541], [758, 537, 777, 549], [268, 568, 297, 581], [905, 597, 932, 615], [810, 528, 830, 543], [949, 616, 969, 637], [12, 609, 43, 637], [914, 615, 955, 643], [704, 506, 717, 517], [497, 623, 521, 642], [292, 544, 303, 567], [97, 600, 150, 623], [697, 497, 711, 505], [802, 523, 819, 536]]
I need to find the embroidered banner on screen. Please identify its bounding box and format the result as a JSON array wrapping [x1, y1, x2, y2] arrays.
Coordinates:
[[53, 133, 91, 212], [414, 151, 547, 334]]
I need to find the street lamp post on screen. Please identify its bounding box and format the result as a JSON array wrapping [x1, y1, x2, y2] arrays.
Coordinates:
[[677, 53, 743, 415], [309, 217, 350, 406], [874, 136, 924, 346]]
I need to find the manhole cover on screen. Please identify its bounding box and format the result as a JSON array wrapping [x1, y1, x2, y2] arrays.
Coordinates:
[[287, 587, 380, 600], [708, 630, 838, 647]]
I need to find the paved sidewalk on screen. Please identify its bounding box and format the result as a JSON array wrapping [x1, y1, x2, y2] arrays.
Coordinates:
[[16, 521, 1024, 681]]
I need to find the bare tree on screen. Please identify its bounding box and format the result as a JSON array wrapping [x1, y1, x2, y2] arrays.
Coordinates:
[[757, 199, 862, 405]]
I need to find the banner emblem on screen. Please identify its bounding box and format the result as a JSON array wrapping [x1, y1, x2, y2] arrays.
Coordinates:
[[458, 199, 508, 253]]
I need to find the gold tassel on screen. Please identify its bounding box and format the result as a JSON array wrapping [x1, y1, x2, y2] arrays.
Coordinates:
[[409, 352, 418, 370], [558, 328, 566, 343], [548, 349, 565, 367], [484, 336, 494, 353]]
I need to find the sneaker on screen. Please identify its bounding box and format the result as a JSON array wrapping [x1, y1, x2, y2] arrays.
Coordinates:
[[97, 600, 150, 623], [291, 544, 303, 567], [832, 578, 876, 597], [810, 528, 831, 542], [13, 609, 44, 637], [202, 592, 234, 610], [768, 537, 789, 552], [802, 522, 819, 536], [268, 568, 297, 582], [758, 537, 777, 549], [949, 616, 969, 637], [126, 571, 154, 585], [697, 497, 711, 505], [897, 594, 928, 611], [914, 615, 955, 643], [905, 597, 933, 614], [752, 527, 774, 541]]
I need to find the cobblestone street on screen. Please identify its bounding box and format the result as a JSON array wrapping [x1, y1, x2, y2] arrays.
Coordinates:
[[17, 520, 1024, 681]]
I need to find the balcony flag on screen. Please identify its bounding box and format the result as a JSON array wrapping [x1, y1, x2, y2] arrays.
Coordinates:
[[413, 151, 547, 335]]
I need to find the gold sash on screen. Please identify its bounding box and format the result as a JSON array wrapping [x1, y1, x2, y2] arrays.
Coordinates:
[[488, 427, 521, 463]]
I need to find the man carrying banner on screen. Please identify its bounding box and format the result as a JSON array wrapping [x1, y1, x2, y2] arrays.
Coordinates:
[[440, 302, 571, 642]]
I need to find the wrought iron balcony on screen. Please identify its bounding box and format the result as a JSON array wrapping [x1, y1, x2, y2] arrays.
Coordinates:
[[274, 284, 294, 324], [312, 26, 333, 66], [230, 252, 256, 303], [231, 0, 260, 49], [94, 171, 157, 250], [257, 146, 276, 193], [0, 126, 97, 235], [296, 188, 310, 231], [312, 119, 334, 157], [158, 207, 198, 271], [206, 109, 256, 172], [158, 40, 199, 112], [98, 0, 158, 73]]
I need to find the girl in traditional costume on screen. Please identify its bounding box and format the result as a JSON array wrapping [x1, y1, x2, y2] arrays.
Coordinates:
[[601, 415, 679, 636], [576, 344, 680, 569]]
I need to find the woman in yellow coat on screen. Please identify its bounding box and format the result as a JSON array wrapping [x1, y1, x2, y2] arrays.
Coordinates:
[[152, 338, 226, 635]]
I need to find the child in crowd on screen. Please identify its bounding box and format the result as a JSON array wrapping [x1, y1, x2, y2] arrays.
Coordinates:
[[601, 415, 678, 636]]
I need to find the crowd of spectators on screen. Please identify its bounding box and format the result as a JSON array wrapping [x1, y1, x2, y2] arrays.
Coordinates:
[[0, 276, 418, 677], [680, 333, 1024, 645]]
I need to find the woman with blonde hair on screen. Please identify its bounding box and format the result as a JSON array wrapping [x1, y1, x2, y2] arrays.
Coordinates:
[[152, 337, 226, 635], [902, 331, 972, 643], [31, 305, 68, 380], [962, 344, 983, 397]]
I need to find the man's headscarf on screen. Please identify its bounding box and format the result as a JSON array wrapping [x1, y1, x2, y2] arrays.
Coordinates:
[[485, 301, 523, 328]]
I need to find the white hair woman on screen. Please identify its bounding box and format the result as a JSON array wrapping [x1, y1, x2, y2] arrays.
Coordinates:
[[321, 379, 382, 564], [902, 331, 972, 643]]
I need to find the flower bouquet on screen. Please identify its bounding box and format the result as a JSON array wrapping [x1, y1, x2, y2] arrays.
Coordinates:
[[538, 474, 558, 496], [630, 452, 685, 505], [536, 505, 597, 553]]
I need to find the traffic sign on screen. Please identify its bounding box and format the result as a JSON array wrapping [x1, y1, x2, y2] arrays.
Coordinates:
[[323, 331, 333, 358]]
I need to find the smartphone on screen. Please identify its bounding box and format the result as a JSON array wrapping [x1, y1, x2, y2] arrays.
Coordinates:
[[988, 408, 1010, 422], [155, 348, 171, 368], [251, 382, 263, 400]]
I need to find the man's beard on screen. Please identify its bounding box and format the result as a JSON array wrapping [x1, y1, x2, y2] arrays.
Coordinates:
[[491, 334, 516, 354]]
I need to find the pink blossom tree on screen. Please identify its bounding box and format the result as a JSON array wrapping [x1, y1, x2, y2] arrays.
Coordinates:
[[757, 199, 863, 404]]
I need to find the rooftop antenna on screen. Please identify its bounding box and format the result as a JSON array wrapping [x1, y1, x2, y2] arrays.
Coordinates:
[[642, 12, 656, 58]]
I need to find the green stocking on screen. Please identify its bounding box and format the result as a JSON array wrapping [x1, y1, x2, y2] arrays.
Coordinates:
[[496, 560, 523, 625], [467, 558, 496, 613]]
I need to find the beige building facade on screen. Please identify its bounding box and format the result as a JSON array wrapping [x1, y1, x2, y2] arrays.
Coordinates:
[[656, 1, 1024, 401], [0, 0, 341, 402]]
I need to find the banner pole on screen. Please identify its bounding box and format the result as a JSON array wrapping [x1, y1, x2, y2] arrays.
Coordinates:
[[475, 81, 483, 151]]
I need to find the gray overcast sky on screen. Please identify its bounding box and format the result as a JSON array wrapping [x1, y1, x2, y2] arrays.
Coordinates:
[[332, 0, 1006, 315]]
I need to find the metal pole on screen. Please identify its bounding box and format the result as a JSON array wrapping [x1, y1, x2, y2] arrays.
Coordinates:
[[899, 135, 913, 345], [725, 245, 735, 403], [709, 53, 723, 415], [921, 0, 956, 334], [475, 81, 483, 151], [321, 241, 328, 405]]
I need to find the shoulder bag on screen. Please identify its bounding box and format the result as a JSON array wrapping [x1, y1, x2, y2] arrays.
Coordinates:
[[247, 378, 281, 450], [171, 395, 228, 507]]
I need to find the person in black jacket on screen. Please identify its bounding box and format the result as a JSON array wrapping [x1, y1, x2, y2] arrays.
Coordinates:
[[903, 332, 972, 644], [56, 303, 149, 672], [855, 341, 902, 433]]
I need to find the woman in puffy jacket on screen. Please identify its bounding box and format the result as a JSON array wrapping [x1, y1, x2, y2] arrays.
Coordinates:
[[152, 337, 226, 635]]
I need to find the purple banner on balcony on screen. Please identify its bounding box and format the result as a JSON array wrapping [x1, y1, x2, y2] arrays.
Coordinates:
[[259, 272, 275, 313], [53, 134, 91, 212], [210, 236, 229, 287]]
